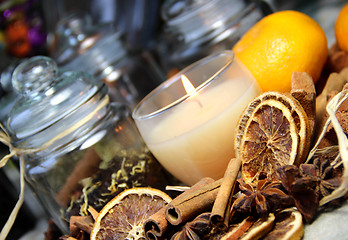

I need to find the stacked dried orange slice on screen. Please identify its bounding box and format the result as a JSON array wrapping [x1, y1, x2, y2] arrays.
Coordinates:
[[235, 92, 310, 186]]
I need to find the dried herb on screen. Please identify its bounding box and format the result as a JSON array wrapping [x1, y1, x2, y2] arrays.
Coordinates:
[[231, 179, 293, 218], [171, 213, 211, 240], [64, 147, 172, 220]]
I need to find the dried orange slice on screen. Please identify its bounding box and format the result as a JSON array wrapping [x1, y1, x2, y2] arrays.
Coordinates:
[[240, 213, 275, 239], [235, 92, 310, 185], [263, 208, 304, 240], [90, 187, 172, 240]]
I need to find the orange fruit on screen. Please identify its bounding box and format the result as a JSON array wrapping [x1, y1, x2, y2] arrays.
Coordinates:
[[335, 3, 348, 53], [233, 10, 328, 93], [90, 187, 172, 240], [235, 92, 310, 186]]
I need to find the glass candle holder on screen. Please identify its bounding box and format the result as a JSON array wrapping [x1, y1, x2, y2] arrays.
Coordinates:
[[132, 50, 261, 185]]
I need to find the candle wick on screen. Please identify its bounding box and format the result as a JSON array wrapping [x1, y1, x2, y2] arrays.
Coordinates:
[[189, 92, 203, 108], [195, 99, 203, 108]]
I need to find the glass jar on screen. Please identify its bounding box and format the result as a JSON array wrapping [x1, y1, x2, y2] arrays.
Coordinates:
[[157, 0, 272, 74], [50, 12, 165, 109], [5, 56, 171, 234]]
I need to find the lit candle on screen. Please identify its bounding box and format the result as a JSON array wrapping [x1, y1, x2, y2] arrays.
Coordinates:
[[133, 51, 261, 185]]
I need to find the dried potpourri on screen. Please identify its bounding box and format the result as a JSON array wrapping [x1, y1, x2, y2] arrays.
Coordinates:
[[54, 79, 348, 240], [64, 146, 173, 220]]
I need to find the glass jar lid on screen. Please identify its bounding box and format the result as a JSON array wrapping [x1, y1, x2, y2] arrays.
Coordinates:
[[6, 56, 108, 149], [50, 12, 101, 65], [50, 12, 127, 73], [161, 0, 247, 45]]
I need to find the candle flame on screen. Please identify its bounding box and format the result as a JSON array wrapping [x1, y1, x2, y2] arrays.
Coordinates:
[[181, 75, 196, 95]]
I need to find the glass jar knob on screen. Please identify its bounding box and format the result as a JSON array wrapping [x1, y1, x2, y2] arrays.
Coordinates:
[[161, 0, 188, 20], [11, 56, 58, 96]]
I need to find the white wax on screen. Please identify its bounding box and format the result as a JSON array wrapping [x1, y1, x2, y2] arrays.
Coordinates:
[[146, 78, 260, 185]]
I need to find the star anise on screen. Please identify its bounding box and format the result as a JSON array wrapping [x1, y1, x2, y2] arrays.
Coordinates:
[[231, 178, 293, 218], [277, 164, 318, 223], [277, 165, 319, 222], [300, 158, 342, 199], [171, 213, 211, 240], [277, 156, 343, 223]]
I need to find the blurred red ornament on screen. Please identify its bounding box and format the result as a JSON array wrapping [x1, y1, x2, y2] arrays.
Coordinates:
[[5, 18, 31, 57]]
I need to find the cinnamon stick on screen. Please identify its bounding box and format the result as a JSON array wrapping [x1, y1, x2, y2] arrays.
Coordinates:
[[210, 158, 241, 230], [318, 83, 348, 148], [327, 43, 348, 73], [290, 72, 316, 164], [144, 177, 214, 237], [220, 216, 255, 240], [167, 177, 215, 205], [165, 178, 222, 225], [315, 69, 348, 138], [291, 72, 316, 136], [145, 229, 159, 240], [144, 207, 168, 238], [56, 148, 102, 207], [69, 215, 93, 236]]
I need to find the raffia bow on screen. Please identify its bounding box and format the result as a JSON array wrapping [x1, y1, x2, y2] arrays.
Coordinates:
[[0, 123, 40, 240]]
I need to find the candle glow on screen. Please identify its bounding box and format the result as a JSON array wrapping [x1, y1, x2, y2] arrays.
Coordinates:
[[133, 51, 261, 185]]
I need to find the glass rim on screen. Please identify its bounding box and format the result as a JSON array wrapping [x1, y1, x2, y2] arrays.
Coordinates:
[[132, 50, 235, 120]]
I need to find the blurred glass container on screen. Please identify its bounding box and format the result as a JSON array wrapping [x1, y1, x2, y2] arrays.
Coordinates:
[[0, 0, 47, 58], [0, 57, 25, 124], [50, 13, 164, 109], [5, 56, 170, 233], [157, 0, 272, 74]]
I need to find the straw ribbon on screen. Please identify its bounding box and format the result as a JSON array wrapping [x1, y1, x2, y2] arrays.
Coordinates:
[[306, 89, 348, 206], [0, 124, 40, 240], [319, 89, 348, 205]]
